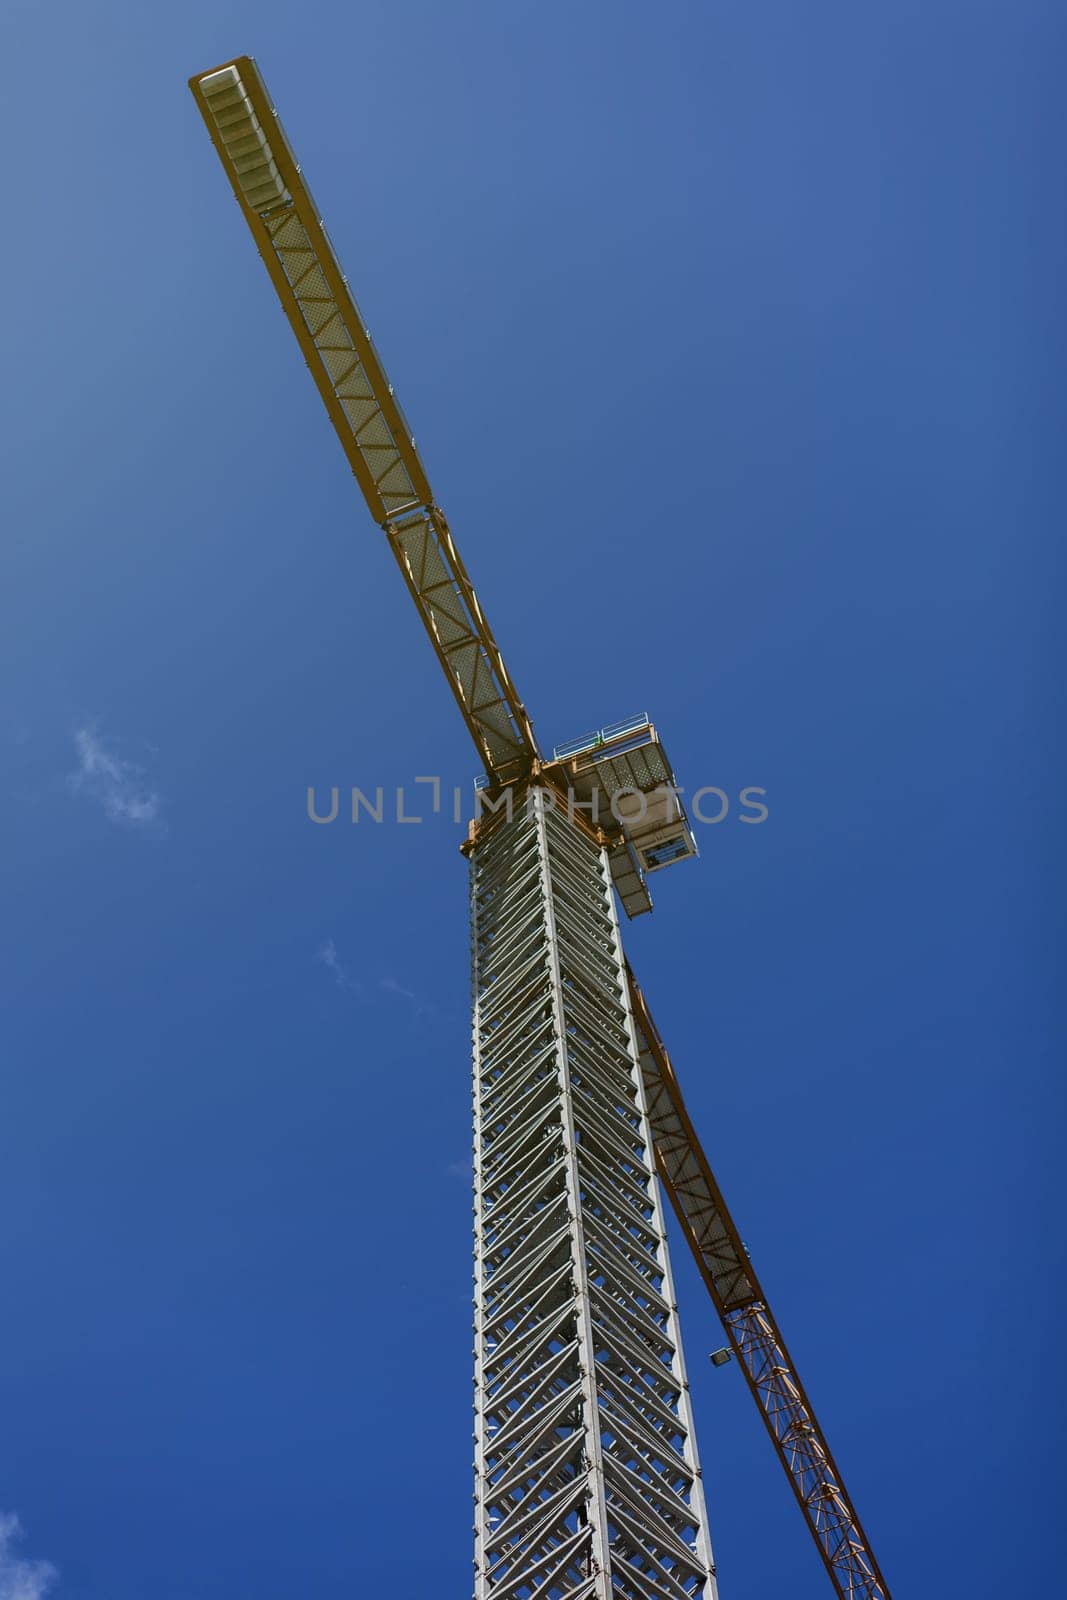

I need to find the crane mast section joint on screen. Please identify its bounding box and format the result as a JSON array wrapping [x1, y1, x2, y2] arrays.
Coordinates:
[[190, 57, 432, 523]]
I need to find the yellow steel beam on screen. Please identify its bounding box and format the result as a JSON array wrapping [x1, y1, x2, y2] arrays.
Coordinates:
[[627, 966, 892, 1600], [190, 57, 430, 522], [388, 508, 537, 785], [189, 56, 539, 783]]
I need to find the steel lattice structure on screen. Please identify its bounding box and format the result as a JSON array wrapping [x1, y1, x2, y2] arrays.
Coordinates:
[[189, 53, 893, 1600], [628, 974, 890, 1600], [471, 798, 716, 1599]]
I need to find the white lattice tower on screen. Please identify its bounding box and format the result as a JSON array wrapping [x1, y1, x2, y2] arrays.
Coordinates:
[[470, 795, 718, 1600]]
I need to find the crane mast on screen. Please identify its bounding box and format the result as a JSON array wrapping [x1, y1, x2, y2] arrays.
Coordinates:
[[189, 55, 891, 1600]]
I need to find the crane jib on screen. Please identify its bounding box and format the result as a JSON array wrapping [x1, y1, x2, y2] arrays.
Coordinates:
[[628, 968, 892, 1600], [189, 56, 538, 786]]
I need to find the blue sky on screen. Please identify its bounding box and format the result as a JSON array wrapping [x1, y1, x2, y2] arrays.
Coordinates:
[[1, 2, 1063, 1595]]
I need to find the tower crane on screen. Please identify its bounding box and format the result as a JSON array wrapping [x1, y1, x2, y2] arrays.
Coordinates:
[[189, 55, 892, 1600]]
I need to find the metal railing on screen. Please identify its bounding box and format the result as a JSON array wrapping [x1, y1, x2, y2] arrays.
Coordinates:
[[552, 714, 651, 763]]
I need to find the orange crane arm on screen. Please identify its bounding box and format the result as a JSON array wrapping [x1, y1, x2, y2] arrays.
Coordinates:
[[189, 57, 538, 787], [627, 966, 892, 1600]]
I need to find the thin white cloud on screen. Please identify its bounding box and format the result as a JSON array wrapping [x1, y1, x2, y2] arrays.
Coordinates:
[[69, 727, 162, 831], [445, 1158, 472, 1179], [378, 976, 439, 1021], [379, 975, 418, 1004], [316, 948, 439, 1015], [0, 1513, 57, 1600], [316, 939, 363, 996]]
